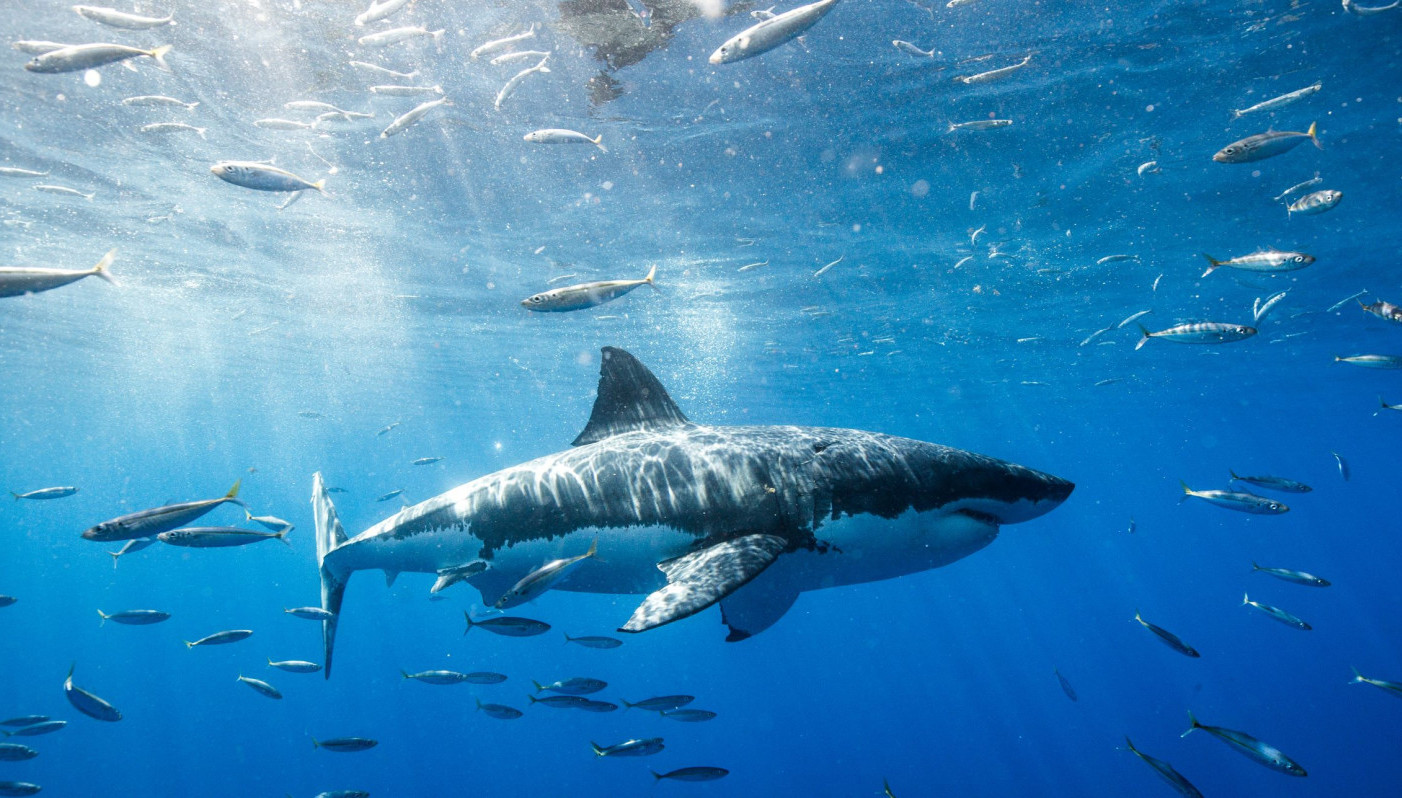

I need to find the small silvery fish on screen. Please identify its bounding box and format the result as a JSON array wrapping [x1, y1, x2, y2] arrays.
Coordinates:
[[1136, 322, 1256, 350], [211, 162, 325, 194], [82, 480, 243, 542], [139, 122, 205, 138], [1349, 667, 1402, 699], [564, 633, 622, 649], [1214, 122, 1320, 163], [350, 61, 418, 79], [246, 512, 294, 532], [0, 717, 48, 728], [1180, 482, 1287, 514], [2, 720, 65, 737], [523, 128, 606, 152], [286, 607, 335, 621], [527, 694, 594, 709], [122, 95, 197, 109], [64, 665, 121, 722], [31, 184, 92, 200], [1124, 737, 1203, 798], [312, 737, 377, 752], [893, 40, 934, 57], [74, 6, 175, 29], [0, 782, 41, 796], [0, 744, 37, 761], [236, 675, 282, 699], [591, 738, 664, 757], [521, 266, 656, 312], [1200, 249, 1313, 277], [107, 537, 154, 568], [533, 677, 607, 696], [1379, 397, 1402, 411], [463, 672, 507, 684], [1231, 82, 1322, 118], [357, 26, 444, 47], [956, 54, 1031, 84], [1335, 354, 1402, 369], [1181, 711, 1306, 776], [490, 50, 551, 65], [10, 486, 78, 500], [622, 695, 695, 712], [652, 767, 729, 782], [1343, 0, 1400, 15], [412, 457, 443, 465], [1360, 299, 1402, 323], [355, 0, 412, 26], [470, 23, 538, 59], [0, 165, 49, 178], [430, 560, 488, 593], [1243, 594, 1311, 630], [1252, 562, 1329, 587], [401, 670, 470, 685], [268, 659, 321, 673], [377, 421, 401, 436], [463, 613, 551, 636], [496, 539, 598, 608], [185, 629, 253, 648], [1287, 189, 1342, 215], [660, 709, 717, 722], [1133, 611, 1200, 658], [1332, 451, 1350, 481], [0, 250, 115, 299], [375, 489, 404, 502], [475, 698, 523, 719], [97, 609, 169, 626], [709, 0, 839, 64], [494, 58, 550, 110], [315, 792, 370, 798], [379, 97, 450, 139], [1228, 471, 1311, 493], [948, 119, 1012, 131], [0, 596, 15, 608], [254, 118, 316, 131], [368, 84, 444, 96], [26, 42, 172, 73], [1054, 668, 1077, 702], [158, 526, 289, 547]]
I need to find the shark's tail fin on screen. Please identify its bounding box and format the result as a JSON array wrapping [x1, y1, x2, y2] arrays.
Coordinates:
[[313, 471, 350, 680]]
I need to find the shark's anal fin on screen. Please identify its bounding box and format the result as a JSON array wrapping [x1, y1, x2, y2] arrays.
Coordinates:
[[572, 347, 690, 446], [720, 584, 800, 642], [619, 534, 786, 634]]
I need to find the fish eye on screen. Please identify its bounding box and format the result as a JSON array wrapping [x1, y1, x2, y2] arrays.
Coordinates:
[[1293, 256, 1304, 262]]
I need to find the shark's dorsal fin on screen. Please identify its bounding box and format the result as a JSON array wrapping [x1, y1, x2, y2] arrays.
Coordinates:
[[572, 347, 689, 446]]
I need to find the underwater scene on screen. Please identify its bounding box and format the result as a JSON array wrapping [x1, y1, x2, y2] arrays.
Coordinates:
[[2, 1, 1401, 796]]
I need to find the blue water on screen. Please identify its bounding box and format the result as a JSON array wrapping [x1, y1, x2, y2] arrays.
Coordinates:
[[3, 0, 1401, 795]]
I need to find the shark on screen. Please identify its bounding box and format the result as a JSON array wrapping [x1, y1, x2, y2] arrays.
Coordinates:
[[312, 347, 1073, 677]]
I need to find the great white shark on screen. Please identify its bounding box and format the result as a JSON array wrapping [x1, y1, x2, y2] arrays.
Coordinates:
[[312, 347, 1073, 677]]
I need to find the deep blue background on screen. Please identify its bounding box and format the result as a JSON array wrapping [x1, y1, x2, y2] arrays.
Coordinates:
[[2, 0, 1401, 795]]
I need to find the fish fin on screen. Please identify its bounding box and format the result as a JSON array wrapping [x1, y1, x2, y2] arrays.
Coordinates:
[[275, 529, 291, 547], [591, 742, 605, 757], [97, 609, 107, 626], [1135, 324, 1151, 351], [475, 697, 484, 710], [225, 479, 242, 499], [619, 534, 787, 634], [1181, 710, 1199, 737], [184, 640, 195, 649], [571, 347, 691, 446], [311, 179, 327, 195], [431, 29, 446, 39], [1242, 592, 1250, 606], [1200, 253, 1221, 277], [1178, 480, 1192, 503], [719, 586, 799, 642], [311, 738, 320, 749], [384, 569, 399, 588], [148, 44, 173, 71], [1350, 666, 1364, 684], [312, 472, 350, 679], [643, 264, 658, 291], [463, 611, 474, 635], [401, 670, 411, 680], [1229, 469, 1240, 481], [9, 492, 17, 500], [1251, 561, 1260, 571], [592, 135, 607, 153], [92, 249, 117, 285], [1123, 736, 1137, 754], [1307, 121, 1320, 149], [107, 549, 121, 569], [532, 680, 545, 692], [526, 694, 539, 705]]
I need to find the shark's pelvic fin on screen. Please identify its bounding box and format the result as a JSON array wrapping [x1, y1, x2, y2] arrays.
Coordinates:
[[619, 534, 787, 633], [720, 582, 800, 642], [571, 346, 691, 446]]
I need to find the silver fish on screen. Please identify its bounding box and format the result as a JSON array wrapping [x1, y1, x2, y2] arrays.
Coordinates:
[[74, 6, 174, 29], [312, 737, 377, 752], [211, 162, 325, 194], [82, 480, 242, 542], [1253, 291, 1287, 324], [64, 665, 121, 721], [956, 54, 1031, 84], [32, 184, 93, 200], [948, 119, 1012, 131], [1343, 0, 1400, 16], [660, 709, 716, 722], [236, 675, 282, 699], [97, 609, 169, 626], [893, 40, 934, 57], [1181, 711, 1306, 776], [430, 560, 488, 593], [533, 676, 607, 695], [1335, 354, 1402, 369], [1136, 322, 1256, 350], [375, 489, 405, 502], [1137, 160, 1161, 176], [268, 659, 322, 673], [475, 698, 524, 720], [357, 27, 444, 47], [1117, 309, 1152, 329], [412, 457, 443, 466], [652, 767, 728, 782], [10, 486, 78, 500], [1124, 737, 1203, 798], [1349, 667, 1402, 698], [1360, 299, 1402, 323], [1287, 189, 1342, 215], [349, 61, 418, 79], [379, 97, 450, 138], [246, 512, 294, 531], [368, 84, 443, 96], [564, 634, 622, 649], [1252, 562, 1330, 587], [1231, 82, 1322, 118], [1133, 611, 1200, 658], [591, 737, 664, 757], [354, 0, 412, 27], [1332, 451, 1350, 481], [1243, 594, 1311, 630], [26, 42, 171, 73], [401, 669, 472, 685], [185, 629, 253, 648], [462, 614, 551, 636], [122, 95, 197, 109], [158, 526, 290, 547], [106, 537, 154, 568], [470, 23, 539, 60], [1213, 122, 1319, 163], [494, 58, 550, 110], [709, 0, 839, 64], [1228, 471, 1311, 493], [490, 50, 552, 65], [621, 695, 694, 712], [1180, 482, 1287, 514], [1273, 176, 1323, 201], [523, 128, 606, 151], [1201, 249, 1313, 277], [140, 122, 205, 138], [1054, 668, 1077, 702], [254, 118, 317, 131], [0, 744, 38, 761], [521, 266, 656, 312], [286, 607, 336, 621]]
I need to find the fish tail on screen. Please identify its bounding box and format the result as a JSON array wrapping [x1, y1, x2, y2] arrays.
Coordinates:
[[430, 29, 446, 40], [644, 264, 658, 291], [463, 611, 474, 635], [1229, 469, 1240, 481], [275, 529, 291, 547], [196, 127, 207, 140], [532, 680, 545, 693], [92, 249, 117, 285], [186, 102, 199, 110], [1181, 710, 1200, 737], [312, 472, 350, 679], [1251, 561, 1261, 571], [1135, 324, 1151, 351], [621, 699, 635, 710], [585, 537, 599, 559], [1123, 736, 1137, 754], [184, 640, 195, 649], [9, 492, 17, 500], [148, 44, 173, 70], [563, 633, 573, 645], [1178, 480, 1193, 502], [97, 609, 107, 626], [1242, 593, 1250, 606], [592, 134, 607, 153], [225, 479, 241, 499], [1200, 254, 1221, 277], [526, 694, 538, 705], [401, 670, 410, 680], [107, 550, 121, 569], [651, 771, 664, 781], [475, 697, 484, 710], [591, 741, 606, 757], [311, 738, 320, 749], [311, 179, 327, 195], [1349, 666, 1365, 684], [1307, 121, 1321, 149]]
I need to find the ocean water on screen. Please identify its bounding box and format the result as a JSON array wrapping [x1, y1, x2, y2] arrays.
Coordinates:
[[2, 0, 1401, 795]]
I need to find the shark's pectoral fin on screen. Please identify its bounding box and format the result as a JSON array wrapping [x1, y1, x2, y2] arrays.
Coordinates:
[[619, 534, 787, 634], [720, 586, 800, 642]]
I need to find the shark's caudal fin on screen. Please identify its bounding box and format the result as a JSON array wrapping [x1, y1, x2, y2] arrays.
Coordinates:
[[571, 347, 691, 446], [312, 471, 350, 680]]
